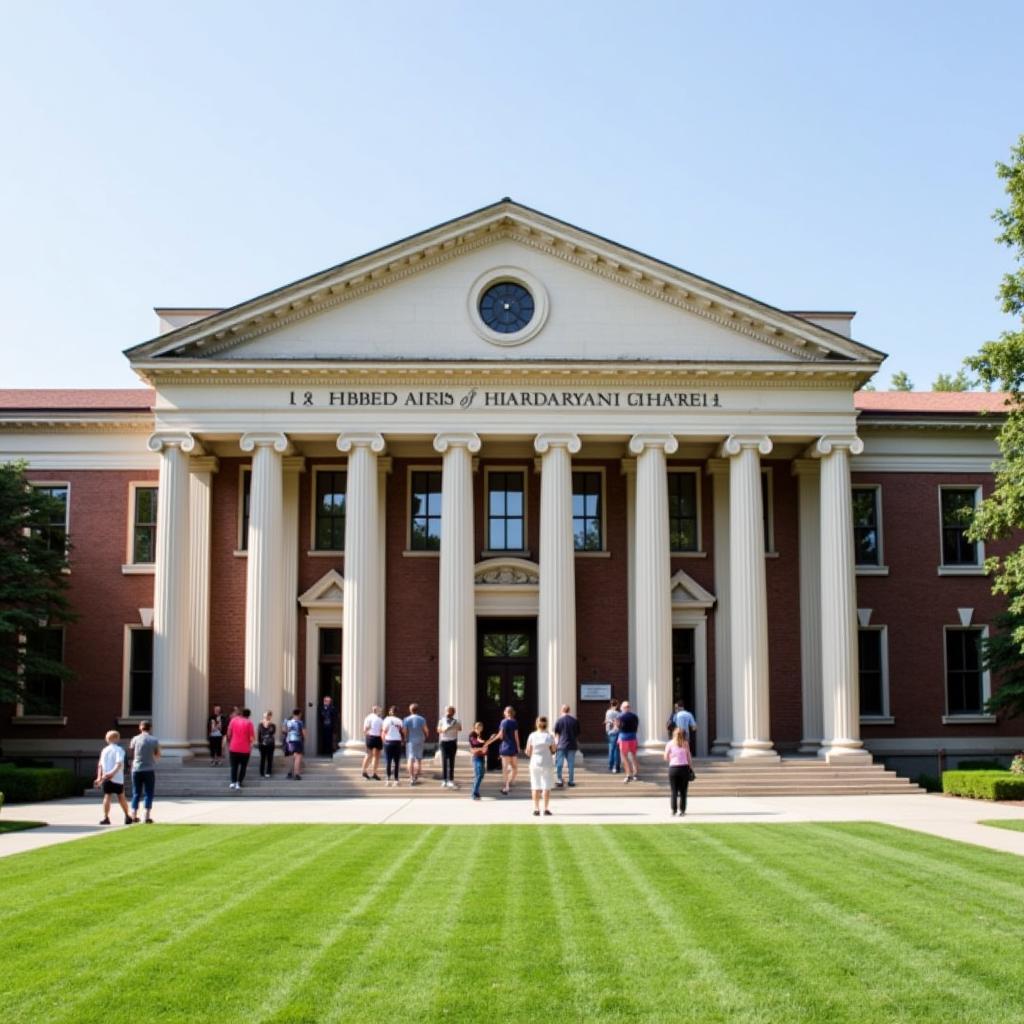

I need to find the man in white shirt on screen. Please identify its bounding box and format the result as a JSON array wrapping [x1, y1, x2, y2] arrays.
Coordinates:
[[362, 705, 384, 781], [94, 730, 133, 826], [436, 706, 462, 788]]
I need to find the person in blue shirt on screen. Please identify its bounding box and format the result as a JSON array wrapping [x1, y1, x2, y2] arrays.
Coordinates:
[[668, 701, 697, 750], [403, 703, 429, 786], [617, 701, 640, 782]]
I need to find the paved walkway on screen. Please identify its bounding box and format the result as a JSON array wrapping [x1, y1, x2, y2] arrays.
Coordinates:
[[3, 791, 1024, 860]]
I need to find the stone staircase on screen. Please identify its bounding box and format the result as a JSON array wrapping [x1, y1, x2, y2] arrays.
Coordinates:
[[151, 755, 921, 799]]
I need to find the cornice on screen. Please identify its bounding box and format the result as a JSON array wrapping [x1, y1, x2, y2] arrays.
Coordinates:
[[0, 416, 153, 432]]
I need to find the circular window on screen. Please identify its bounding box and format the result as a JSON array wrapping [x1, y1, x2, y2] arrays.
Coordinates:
[[479, 281, 535, 334]]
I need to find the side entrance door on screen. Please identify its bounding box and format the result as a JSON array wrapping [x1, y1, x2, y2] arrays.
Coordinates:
[[477, 619, 537, 769], [316, 627, 342, 756]]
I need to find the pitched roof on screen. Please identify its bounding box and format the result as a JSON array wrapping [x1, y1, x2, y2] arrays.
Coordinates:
[[0, 389, 155, 411], [855, 391, 1009, 415]]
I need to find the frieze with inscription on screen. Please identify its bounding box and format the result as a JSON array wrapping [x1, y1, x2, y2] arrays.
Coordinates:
[[287, 388, 722, 410]]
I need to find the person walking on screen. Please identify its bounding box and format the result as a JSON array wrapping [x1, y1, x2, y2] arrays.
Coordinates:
[[526, 716, 557, 816], [497, 706, 520, 795], [208, 705, 228, 766], [362, 705, 384, 781], [617, 700, 640, 783], [94, 730, 133, 826], [403, 703, 429, 786], [668, 700, 697, 751], [437, 705, 462, 788], [467, 722, 498, 800], [553, 704, 580, 788], [128, 720, 161, 824], [664, 727, 693, 816], [319, 695, 339, 756], [226, 707, 256, 790], [257, 710, 277, 778], [604, 698, 622, 774], [381, 705, 405, 787], [284, 708, 306, 780]]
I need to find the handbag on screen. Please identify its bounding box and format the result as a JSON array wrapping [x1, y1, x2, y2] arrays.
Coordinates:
[[687, 765, 696, 782]]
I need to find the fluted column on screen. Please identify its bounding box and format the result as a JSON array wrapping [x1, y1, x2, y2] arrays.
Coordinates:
[[240, 433, 289, 718], [148, 432, 196, 758], [535, 433, 581, 720], [621, 459, 637, 706], [721, 435, 778, 760], [187, 455, 218, 746], [793, 459, 823, 754], [706, 459, 732, 755], [814, 435, 872, 763], [337, 432, 385, 754], [281, 456, 305, 722], [630, 433, 678, 752], [434, 433, 481, 720]]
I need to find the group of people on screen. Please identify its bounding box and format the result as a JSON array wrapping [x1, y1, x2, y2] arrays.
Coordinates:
[[208, 704, 308, 787]]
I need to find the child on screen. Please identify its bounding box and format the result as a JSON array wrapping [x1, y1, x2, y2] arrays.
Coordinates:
[[94, 730, 133, 825]]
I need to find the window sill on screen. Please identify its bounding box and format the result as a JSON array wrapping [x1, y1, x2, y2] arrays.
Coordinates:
[[11, 715, 68, 726], [765, 551, 779, 559], [121, 563, 155, 575], [117, 716, 149, 727], [942, 714, 997, 725], [860, 715, 895, 725], [937, 565, 986, 577], [671, 551, 708, 559], [233, 550, 248, 558], [481, 549, 532, 559], [306, 550, 344, 558], [856, 565, 890, 577], [402, 550, 440, 558], [575, 550, 611, 559]]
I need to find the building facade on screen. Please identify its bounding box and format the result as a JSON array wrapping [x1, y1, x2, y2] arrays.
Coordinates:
[[2, 201, 1020, 771]]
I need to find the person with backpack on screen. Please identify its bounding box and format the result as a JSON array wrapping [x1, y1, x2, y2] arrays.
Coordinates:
[[284, 708, 306, 781]]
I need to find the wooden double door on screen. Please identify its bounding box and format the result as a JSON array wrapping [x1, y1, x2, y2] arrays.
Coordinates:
[[476, 618, 537, 768]]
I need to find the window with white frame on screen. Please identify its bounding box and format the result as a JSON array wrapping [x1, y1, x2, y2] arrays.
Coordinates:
[[761, 469, 775, 553], [858, 627, 888, 718], [313, 469, 347, 551], [22, 626, 64, 716], [131, 485, 158, 564], [126, 627, 153, 717], [852, 487, 882, 567], [410, 469, 442, 551], [668, 470, 700, 553], [572, 470, 603, 551], [486, 470, 526, 551], [945, 626, 987, 716], [238, 467, 252, 551], [940, 487, 980, 567], [31, 483, 69, 555]]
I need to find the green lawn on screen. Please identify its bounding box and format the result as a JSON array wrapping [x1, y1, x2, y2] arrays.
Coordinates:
[[980, 818, 1024, 832], [1, 823, 1022, 1023], [0, 820, 45, 833]]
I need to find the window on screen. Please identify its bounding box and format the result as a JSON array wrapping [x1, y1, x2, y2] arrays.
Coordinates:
[[858, 628, 888, 717], [487, 471, 525, 551], [23, 627, 64, 716], [940, 487, 979, 566], [572, 471, 603, 551], [945, 627, 985, 716], [32, 484, 69, 554], [852, 487, 881, 567], [410, 470, 442, 550], [239, 468, 252, 551], [668, 471, 699, 552], [761, 469, 774, 553], [127, 628, 153, 717], [132, 486, 158, 564], [314, 470, 347, 551]]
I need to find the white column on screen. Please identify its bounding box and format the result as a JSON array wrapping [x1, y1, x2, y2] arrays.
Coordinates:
[[240, 433, 289, 718], [187, 455, 218, 747], [706, 459, 732, 755], [793, 459, 823, 754], [629, 433, 678, 753], [434, 432, 481, 721], [337, 432, 385, 754], [814, 435, 872, 763], [721, 435, 778, 761], [281, 456, 305, 723], [377, 458, 392, 713], [535, 433, 581, 720], [148, 432, 196, 758], [621, 459, 637, 707]]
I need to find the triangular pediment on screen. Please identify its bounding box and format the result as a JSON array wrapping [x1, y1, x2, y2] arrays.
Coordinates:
[[670, 569, 716, 609], [126, 200, 884, 374], [298, 569, 344, 608]]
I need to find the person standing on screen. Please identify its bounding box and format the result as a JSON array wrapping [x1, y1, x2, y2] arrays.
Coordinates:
[[436, 706, 462, 789], [553, 704, 580, 788], [257, 710, 277, 778], [226, 708, 256, 790], [617, 700, 640, 783], [664, 727, 693, 816], [467, 722, 498, 801], [94, 730, 133, 826], [208, 705, 228, 766], [497, 706, 520, 795], [284, 708, 306, 780], [128, 720, 161, 824], [604, 698, 622, 774], [319, 695, 339, 757], [525, 716, 557, 816], [361, 705, 384, 781], [403, 703, 429, 786], [669, 700, 698, 752], [381, 705, 405, 787]]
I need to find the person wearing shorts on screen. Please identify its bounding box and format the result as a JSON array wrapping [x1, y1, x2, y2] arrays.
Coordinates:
[[94, 730, 133, 826], [617, 701, 640, 782], [525, 716, 557, 816], [362, 705, 384, 780], [497, 706, 520, 795], [129, 720, 161, 823], [403, 703, 429, 786], [284, 709, 306, 780]]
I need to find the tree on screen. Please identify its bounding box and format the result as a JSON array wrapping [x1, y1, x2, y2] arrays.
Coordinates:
[[932, 368, 973, 391], [964, 134, 1024, 717], [0, 461, 76, 706], [890, 370, 914, 391]]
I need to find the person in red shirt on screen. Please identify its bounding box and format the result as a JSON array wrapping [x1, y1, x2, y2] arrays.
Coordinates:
[[226, 707, 257, 790]]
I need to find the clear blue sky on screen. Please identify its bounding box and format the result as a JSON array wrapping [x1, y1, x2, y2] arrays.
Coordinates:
[[1, 1, 1021, 389]]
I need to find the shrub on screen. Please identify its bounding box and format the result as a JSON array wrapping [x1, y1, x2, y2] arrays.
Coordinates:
[[1011, 752, 1024, 775], [955, 759, 1006, 771], [0, 765, 85, 803], [942, 770, 1024, 801]]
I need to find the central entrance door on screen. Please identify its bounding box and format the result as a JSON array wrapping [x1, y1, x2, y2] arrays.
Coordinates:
[[316, 627, 342, 756], [477, 618, 537, 768]]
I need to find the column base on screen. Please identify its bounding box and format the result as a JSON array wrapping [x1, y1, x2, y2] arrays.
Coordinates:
[[797, 739, 822, 755], [818, 742, 872, 765], [727, 741, 780, 762], [710, 739, 731, 756], [638, 741, 666, 760], [334, 742, 369, 759], [156, 742, 192, 762]]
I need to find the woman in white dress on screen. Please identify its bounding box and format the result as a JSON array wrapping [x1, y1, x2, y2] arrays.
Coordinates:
[[525, 716, 557, 817]]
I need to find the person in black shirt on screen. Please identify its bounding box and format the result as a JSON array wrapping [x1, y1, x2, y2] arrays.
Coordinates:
[[553, 704, 580, 787], [319, 695, 339, 756], [617, 700, 641, 782], [258, 711, 277, 777]]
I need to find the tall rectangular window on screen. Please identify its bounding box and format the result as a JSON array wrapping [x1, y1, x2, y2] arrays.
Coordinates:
[[858, 629, 886, 717], [239, 468, 252, 551], [314, 470, 347, 551], [23, 627, 64, 716], [852, 487, 881, 566], [941, 488, 979, 566], [410, 470, 442, 550], [761, 470, 773, 553], [128, 628, 154, 717], [31, 484, 69, 554], [572, 471, 603, 551], [132, 486, 158, 564], [946, 628, 984, 715], [668, 472, 698, 552], [487, 471, 525, 551]]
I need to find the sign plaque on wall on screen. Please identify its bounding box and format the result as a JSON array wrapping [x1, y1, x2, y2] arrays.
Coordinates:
[[580, 683, 613, 702]]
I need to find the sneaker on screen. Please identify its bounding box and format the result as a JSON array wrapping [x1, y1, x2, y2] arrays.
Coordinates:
[[472, 794, 481, 801], [294, 774, 302, 781], [361, 772, 370, 780], [288, 772, 294, 779], [555, 781, 564, 788], [441, 781, 448, 788], [624, 776, 632, 784], [99, 817, 110, 825], [372, 774, 381, 781], [124, 816, 133, 825], [632, 775, 640, 782], [544, 810, 552, 816], [532, 810, 540, 816], [568, 782, 576, 788], [144, 817, 153, 824]]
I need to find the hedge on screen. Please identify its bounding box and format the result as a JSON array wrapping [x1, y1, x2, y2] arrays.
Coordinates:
[[0, 765, 87, 803], [942, 770, 1024, 801]]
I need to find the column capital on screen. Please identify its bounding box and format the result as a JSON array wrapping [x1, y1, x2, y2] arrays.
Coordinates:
[[808, 435, 864, 459], [433, 432, 482, 455], [720, 435, 772, 458], [628, 433, 679, 456], [240, 431, 291, 455], [147, 431, 202, 455], [534, 432, 581, 455], [791, 458, 820, 478], [337, 432, 385, 454], [189, 455, 219, 474], [282, 456, 306, 474]]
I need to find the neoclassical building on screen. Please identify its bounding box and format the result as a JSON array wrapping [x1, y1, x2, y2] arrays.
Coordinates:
[[2, 200, 1019, 770]]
